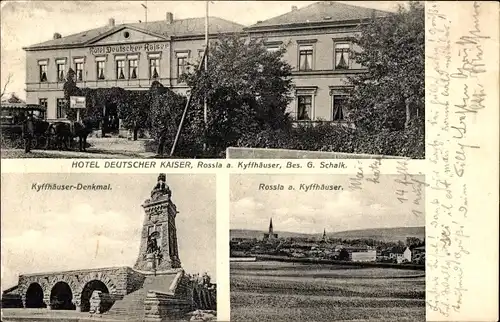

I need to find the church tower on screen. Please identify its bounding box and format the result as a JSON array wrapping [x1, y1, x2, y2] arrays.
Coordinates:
[[134, 174, 181, 271], [263, 218, 278, 240]]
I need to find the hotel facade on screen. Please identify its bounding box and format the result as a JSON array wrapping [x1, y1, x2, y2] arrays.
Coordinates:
[[23, 2, 388, 123]]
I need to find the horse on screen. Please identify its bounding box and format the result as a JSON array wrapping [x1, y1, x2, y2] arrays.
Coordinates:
[[47, 119, 94, 151], [21, 117, 51, 151]]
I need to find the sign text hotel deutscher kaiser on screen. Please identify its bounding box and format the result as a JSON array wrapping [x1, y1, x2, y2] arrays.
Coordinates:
[[89, 43, 168, 55]]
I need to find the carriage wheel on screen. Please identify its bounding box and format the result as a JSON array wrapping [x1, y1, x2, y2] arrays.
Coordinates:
[[38, 135, 48, 150], [13, 137, 23, 149], [31, 138, 38, 149]]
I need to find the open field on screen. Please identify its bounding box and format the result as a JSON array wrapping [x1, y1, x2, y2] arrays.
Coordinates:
[[230, 261, 425, 322]]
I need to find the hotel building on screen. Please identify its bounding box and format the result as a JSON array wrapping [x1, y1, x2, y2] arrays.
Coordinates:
[[23, 2, 389, 123]]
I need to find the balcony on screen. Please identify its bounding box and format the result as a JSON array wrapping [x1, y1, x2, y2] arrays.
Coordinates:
[[26, 78, 172, 91]]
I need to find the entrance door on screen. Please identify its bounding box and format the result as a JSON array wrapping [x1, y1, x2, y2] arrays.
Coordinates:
[[103, 102, 119, 135]]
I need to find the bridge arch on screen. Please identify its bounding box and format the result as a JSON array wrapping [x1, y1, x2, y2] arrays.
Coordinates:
[[50, 281, 75, 310], [25, 282, 46, 308]]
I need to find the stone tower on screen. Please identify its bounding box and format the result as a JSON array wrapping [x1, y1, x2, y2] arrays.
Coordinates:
[[134, 174, 181, 271]]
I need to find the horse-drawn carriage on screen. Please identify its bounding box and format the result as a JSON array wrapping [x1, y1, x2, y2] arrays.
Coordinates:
[[1, 102, 49, 149], [1, 103, 93, 152]]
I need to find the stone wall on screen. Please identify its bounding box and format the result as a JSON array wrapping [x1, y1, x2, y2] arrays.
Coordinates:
[[17, 266, 134, 310], [144, 290, 193, 322], [125, 267, 146, 294]]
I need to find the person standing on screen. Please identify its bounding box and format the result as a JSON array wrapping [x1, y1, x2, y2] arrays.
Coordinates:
[[23, 114, 35, 153]]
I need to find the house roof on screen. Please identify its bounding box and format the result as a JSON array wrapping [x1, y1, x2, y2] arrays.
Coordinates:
[[389, 246, 406, 254], [24, 17, 244, 50], [247, 1, 390, 29]]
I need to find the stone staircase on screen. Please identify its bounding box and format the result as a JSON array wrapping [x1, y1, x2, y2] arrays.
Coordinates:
[[104, 288, 147, 321]]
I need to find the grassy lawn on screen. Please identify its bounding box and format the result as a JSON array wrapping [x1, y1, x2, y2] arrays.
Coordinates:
[[230, 261, 425, 322]]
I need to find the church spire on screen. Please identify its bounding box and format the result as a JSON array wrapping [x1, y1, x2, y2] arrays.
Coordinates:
[[269, 218, 274, 234], [322, 228, 327, 241]]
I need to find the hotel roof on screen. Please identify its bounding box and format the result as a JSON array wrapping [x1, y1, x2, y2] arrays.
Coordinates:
[[24, 16, 245, 50], [247, 1, 391, 29]]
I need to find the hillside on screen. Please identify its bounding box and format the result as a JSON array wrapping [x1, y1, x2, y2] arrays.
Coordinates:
[[230, 229, 312, 240], [230, 226, 424, 242], [329, 226, 425, 242]]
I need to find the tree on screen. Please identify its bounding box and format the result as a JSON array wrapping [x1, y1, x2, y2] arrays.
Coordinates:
[[119, 90, 150, 140], [6, 93, 23, 103], [1, 73, 13, 99], [339, 249, 350, 261], [406, 237, 423, 248], [63, 68, 82, 121], [346, 2, 424, 133], [182, 34, 294, 156], [148, 81, 187, 155]]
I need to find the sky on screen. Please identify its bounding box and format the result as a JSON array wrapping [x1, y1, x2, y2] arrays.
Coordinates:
[[0, 1, 402, 100], [0, 173, 216, 291], [230, 174, 424, 234]]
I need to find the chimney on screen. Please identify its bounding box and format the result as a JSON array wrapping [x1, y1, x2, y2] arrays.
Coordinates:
[[53, 32, 62, 39], [291, 5, 298, 11], [108, 18, 115, 27], [166, 12, 174, 24]]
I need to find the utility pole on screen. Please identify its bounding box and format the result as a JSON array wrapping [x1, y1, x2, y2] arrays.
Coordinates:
[[203, 1, 209, 152], [141, 1, 148, 24]]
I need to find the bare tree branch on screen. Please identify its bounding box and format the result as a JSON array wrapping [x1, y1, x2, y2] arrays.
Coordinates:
[[1, 73, 13, 99]]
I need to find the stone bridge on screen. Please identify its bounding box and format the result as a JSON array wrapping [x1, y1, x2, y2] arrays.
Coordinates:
[[17, 266, 145, 312]]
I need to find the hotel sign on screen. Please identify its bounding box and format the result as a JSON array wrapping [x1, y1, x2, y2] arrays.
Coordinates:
[[89, 43, 168, 55], [70, 96, 86, 109]]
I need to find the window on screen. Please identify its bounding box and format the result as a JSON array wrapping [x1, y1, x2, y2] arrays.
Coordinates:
[[129, 59, 138, 79], [57, 63, 65, 81], [38, 98, 48, 108], [297, 95, 312, 120], [266, 46, 280, 53], [39, 64, 48, 82], [333, 95, 348, 121], [96, 61, 106, 80], [75, 62, 84, 81], [176, 53, 188, 78], [149, 58, 159, 79], [56, 98, 66, 119], [299, 45, 313, 71], [334, 43, 350, 70], [116, 60, 125, 79]]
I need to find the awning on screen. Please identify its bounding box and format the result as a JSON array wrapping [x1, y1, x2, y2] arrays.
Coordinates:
[[0, 103, 46, 110]]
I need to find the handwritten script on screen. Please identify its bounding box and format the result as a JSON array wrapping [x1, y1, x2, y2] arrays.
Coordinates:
[[426, 1, 489, 318], [349, 159, 425, 220]]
